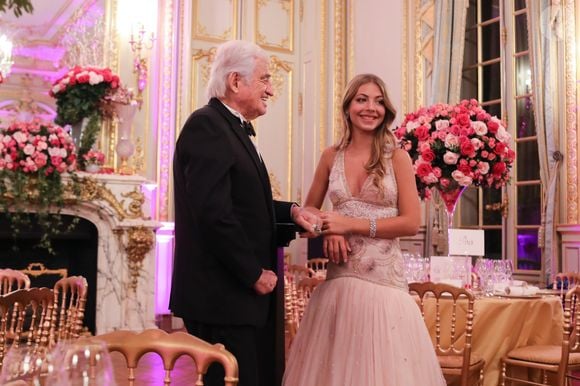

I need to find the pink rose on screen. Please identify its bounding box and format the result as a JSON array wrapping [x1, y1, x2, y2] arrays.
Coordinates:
[[443, 151, 459, 165]]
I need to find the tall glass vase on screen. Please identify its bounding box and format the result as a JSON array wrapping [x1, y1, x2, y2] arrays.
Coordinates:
[[113, 102, 138, 175], [437, 185, 467, 256]]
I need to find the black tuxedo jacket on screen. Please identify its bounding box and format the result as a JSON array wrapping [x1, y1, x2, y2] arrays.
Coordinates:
[[170, 98, 293, 327]]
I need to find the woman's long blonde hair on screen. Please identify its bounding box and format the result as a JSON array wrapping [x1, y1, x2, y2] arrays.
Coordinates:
[[336, 74, 397, 194]]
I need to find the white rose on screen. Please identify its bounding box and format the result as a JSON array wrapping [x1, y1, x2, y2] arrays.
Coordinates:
[[496, 125, 511, 142], [444, 133, 459, 148], [443, 151, 459, 165], [12, 131, 27, 143], [406, 120, 420, 133], [471, 120, 488, 135], [435, 119, 450, 131], [23, 144, 35, 155], [48, 147, 61, 157]]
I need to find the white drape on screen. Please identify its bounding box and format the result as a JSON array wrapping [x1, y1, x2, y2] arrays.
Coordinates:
[[427, 0, 469, 254], [429, 0, 469, 105], [527, 0, 562, 283]]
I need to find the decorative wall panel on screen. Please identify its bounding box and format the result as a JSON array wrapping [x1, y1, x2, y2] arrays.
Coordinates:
[[192, 0, 237, 42], [256, 0, 294, 52]]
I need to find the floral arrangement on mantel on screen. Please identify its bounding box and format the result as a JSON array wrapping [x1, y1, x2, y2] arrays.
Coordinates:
[[0, 120, 80, 252], [394, 99, 515, 214], [50, 66, 120, 167]]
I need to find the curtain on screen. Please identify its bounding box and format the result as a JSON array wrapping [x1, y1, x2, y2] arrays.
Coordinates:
[[527, 0, 562, 283], [429, 0, 469, 105], [427, 0, 469, 254]]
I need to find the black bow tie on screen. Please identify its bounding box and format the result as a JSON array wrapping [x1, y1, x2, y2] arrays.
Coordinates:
[[242, 121, 256, 137]]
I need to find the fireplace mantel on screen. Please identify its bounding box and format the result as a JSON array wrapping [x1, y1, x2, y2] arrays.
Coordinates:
[[59, 172, 160, 333]]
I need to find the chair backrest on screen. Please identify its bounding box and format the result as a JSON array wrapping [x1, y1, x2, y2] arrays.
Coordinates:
[[557, 285, 580, 385], [0, 287, 54, 367], [97, 329, 239, 386], [306, 258, 329, 279], [50, 276, 88, 344], [554, 272, 580, 290], [0, 269, 30, 295], [409, 282, 475, 386]]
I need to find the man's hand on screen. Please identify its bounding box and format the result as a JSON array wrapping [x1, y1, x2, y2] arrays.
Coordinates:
[[253, 269, 278, 295], [291, 205, 322, 238]]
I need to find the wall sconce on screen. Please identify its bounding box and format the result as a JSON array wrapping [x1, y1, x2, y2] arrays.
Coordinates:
[[129, 24, 154, 108], [0, 34, 13, 81]]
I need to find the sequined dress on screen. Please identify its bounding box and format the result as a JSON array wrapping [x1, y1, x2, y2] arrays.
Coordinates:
[[282, 149, 445, 386]]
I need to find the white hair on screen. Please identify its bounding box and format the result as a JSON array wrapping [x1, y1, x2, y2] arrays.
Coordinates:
[[206, 40, 268, 99]]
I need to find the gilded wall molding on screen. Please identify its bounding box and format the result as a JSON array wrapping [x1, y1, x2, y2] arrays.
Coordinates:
[[269, 56, 292, 102], [114, 226, 155, 292], [567, 0, 578, 222], [191, 48, 217, 110], [256, 0, 294, 53], [75, 178, 146, 221], [192, 0, 238, 43], [402, 0, 409, 113], [414, 0, 425, 108], [269, 172, 283, 200], [333, 0, 347, 142], [319, 0, 328, 153], [268, 55, 294, 198], [157, 0, 177, 222]]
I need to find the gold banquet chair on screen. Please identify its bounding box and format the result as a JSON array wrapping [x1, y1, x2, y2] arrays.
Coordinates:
[[553, 272, 580, 291], [500, 285, 580, 386], [306, 258, 329, 279], [409, 282, 485, 386], [51, 275, 88, 344], [0, 269, 30, 295], [97, 328, 239, 386], [0, 287, 54, 366]]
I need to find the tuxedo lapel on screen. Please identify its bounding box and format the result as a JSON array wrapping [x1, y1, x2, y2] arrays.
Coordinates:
[[208, 98, 274, 208]]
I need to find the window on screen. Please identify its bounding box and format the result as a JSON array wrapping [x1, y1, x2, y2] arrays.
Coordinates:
[[459, 0, 541, 272]]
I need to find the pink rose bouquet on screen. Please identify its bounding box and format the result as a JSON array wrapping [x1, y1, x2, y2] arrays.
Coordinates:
[[50, 66, 121, 166], [83, 149, 105, 166], [394, 99, 515, 200], [0, 120, 77, 175], [0, 120, 80, 252]]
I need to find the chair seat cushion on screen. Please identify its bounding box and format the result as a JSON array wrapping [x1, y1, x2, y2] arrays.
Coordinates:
[[507, 345, 580, 365], [439, 353, 484, 368]]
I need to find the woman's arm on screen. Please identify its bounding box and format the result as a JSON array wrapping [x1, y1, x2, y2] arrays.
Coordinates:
[[303, 147, 336, 209]]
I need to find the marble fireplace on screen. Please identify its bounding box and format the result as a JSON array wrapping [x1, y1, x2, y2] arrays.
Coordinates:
[[2, 173, 160, 334]]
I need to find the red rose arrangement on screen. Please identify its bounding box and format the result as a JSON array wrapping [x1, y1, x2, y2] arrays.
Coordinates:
[[394, 99, 515, 203], [49, 66, 121, 167]]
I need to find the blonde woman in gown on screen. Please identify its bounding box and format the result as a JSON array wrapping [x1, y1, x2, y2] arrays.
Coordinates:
[[283, 74, 445, 386]]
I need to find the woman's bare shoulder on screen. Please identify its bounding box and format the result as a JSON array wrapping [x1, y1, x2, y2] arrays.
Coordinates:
[[320, 146, 339, 168], [391, 147, 412, 164]]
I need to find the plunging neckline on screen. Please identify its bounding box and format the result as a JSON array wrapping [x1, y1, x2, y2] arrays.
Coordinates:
[[341, 150, 372, 198]]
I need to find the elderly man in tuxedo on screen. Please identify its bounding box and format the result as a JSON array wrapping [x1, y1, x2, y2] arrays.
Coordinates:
[[171, 40, 319, 386]]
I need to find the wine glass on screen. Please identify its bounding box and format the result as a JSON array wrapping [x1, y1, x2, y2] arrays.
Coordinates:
[[46, 339, 116, 386], [0, 345, 53, 386]]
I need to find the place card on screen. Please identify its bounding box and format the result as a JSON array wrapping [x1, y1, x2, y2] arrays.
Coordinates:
[[448, 229, 485, 256]]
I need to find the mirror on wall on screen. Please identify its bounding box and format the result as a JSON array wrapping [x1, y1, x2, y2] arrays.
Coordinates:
[[0, 0, 106, 126]]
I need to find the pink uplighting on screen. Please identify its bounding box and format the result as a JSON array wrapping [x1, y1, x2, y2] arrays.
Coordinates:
[[155, 221, 174, 315]]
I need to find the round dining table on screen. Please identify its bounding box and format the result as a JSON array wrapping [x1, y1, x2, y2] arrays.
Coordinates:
[[418, 293, 563, 386]]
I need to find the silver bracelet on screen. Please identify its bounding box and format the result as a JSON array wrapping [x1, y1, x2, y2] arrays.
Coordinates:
[[369, 218, 377, 238]]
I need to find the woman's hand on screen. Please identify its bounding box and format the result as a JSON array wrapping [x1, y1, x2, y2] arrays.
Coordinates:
[[320, 211, 352, 235], [323, 235, 351, 264]]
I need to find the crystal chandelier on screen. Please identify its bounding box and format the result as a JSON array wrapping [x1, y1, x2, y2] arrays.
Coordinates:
[[0, 34, 13, 78]]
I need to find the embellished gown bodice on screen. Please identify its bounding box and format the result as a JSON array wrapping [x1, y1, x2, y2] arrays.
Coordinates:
[[325, 148, 407, 290]]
